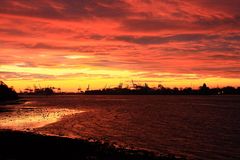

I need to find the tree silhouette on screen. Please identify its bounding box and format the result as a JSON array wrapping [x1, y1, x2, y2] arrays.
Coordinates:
[[0, 81, 18, 101]]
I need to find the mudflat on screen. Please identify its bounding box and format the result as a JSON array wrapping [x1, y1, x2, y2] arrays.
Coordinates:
[[0, 130, 184, 160]]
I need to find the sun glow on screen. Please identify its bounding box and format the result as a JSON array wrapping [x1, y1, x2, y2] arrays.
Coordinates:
[[64, 55, 93, 59], [0, 65, 139, 77]]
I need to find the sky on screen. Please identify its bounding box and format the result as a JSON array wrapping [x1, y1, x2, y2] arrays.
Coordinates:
[[0, 0, 240, 92]]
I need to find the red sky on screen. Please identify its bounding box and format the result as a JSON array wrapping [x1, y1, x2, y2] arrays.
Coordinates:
[[0, 0, 240, 91]]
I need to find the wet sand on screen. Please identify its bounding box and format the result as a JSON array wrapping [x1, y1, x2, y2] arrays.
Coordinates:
[[0, 107, 83, 130], [0, 129, 185, 160]]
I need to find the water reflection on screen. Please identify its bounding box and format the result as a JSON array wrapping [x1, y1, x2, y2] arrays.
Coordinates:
[[1, 95, 240, 160], [0, 106, 84, 130]]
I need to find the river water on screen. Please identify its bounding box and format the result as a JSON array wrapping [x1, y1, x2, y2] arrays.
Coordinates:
[[0, 95, 240, 159]]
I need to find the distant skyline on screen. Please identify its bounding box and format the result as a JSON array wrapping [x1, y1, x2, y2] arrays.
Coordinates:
[[0, 0, 240, 92]]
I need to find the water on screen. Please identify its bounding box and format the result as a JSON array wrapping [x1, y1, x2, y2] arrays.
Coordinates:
[[0, 95, 240, 159]]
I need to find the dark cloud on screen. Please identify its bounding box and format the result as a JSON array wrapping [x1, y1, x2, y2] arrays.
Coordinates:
[[26, 43, 70, 50], [14, 42, 134, 55], [0, 0, 131, 20], [125, 80, 166, 83], [122, 16, 240, 32], [194, 16, 240, 29], [192, 66, 240, 75], [0, 71, 56, 80], [122, 18, 183, 32], [114, 34, 219, 45], [19, 42, 90, 52], [208, 54, 240, 60], [161, 40, 240, 54], [0, 28, 27, 36], [89, 34, 106, 40], [0, 71, 123, 81], [189, 0, 240, 15], [225, 35, 240, 41]]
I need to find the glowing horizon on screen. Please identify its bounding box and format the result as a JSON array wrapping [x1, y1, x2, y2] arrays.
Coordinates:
[[0, 0, 239, 92]]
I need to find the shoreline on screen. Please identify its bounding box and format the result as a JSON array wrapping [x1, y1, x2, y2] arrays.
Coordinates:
[[0, 129, 185, 160], [0, 98, 26, 106], [0, 98, 27, 114]]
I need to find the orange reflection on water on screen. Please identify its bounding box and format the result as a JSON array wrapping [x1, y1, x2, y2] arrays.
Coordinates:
[[0, 108, 84, 131]]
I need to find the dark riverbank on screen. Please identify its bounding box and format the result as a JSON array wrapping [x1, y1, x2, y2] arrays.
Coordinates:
[[0, 130, 185, 160]]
